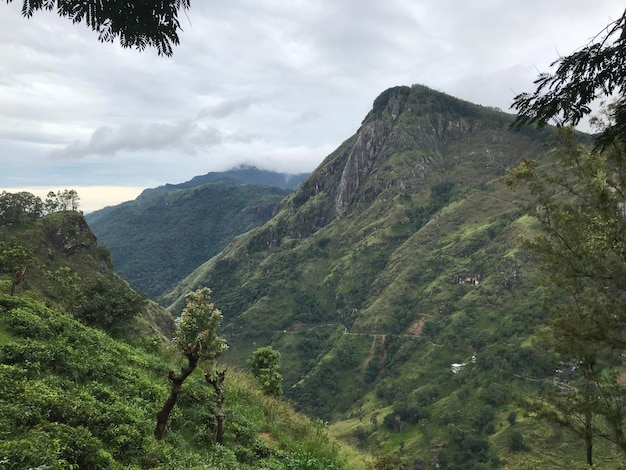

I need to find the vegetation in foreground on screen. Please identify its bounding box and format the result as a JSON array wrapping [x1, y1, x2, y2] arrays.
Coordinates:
[[0, 293, 366, 469], [0, 198, 367, 469]]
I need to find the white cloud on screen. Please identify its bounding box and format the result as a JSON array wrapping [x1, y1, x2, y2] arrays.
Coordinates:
[[48, 120, 229, 159]]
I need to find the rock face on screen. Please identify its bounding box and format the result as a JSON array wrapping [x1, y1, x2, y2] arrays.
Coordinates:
[[48, 212, 98, 256], [261, 85, 504, 242]]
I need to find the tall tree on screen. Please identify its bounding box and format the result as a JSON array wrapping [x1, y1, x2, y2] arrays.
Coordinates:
[[508, 129, 626, 465], [55, 189, 80, 212], [509, 11, 626, 464], [0, 191, 43, 226], [248, 346, 283, 397], [154, 288, 227, 440], [6, 0, 191, 56]]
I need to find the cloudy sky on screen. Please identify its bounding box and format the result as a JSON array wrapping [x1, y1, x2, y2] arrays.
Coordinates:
[[1, 1, 624, 211]]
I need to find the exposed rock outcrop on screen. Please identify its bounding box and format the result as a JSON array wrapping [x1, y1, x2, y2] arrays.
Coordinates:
[[268, 84, 497, 242]]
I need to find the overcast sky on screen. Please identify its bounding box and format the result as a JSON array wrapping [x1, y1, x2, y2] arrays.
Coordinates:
[[1, 1, 624, 211]]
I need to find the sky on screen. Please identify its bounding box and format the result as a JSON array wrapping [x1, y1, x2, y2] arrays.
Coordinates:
[[1, 1, 624, 212]]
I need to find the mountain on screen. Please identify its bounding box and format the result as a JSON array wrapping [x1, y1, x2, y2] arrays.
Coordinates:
[[86, 168, 306, 298], [138, 164, 309, 199], [159, 85, 618, 467], [0, 209, 174, 340]]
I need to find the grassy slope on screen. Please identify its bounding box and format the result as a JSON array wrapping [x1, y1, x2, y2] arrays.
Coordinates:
[[0, 294, 368, 469], [0, 211, 369, 469]]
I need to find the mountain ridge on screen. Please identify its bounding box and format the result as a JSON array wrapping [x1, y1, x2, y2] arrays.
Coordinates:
[[156, 84, 600, 467], [86, 167, 308, 298]]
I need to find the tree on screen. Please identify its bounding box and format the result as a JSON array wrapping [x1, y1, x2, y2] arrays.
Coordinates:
[[41, 189, 81, 213], [56, 189, 80, 211], [509, 10, 626, 465], [7, 0, 191, 57], [0, 241, 30, 295], [247, 346, 283, 397], [511, 8, 626, 149], [72, 277, 146, 333], [154, 288, 228, 440], [507, 129, 626, 466], [44, 191, 59, 214], [205, 367, 227, 444], [0, 191, 43, 226]]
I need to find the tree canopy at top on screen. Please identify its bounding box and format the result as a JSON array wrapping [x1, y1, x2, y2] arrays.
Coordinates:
[[7, 0, 190, 56], [511, 8, 626, 148]]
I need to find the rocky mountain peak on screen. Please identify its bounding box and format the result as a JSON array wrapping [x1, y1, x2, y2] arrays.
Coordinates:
[[275, 85, 509, 239]]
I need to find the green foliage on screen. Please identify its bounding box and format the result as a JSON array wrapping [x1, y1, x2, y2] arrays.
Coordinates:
[[46, 266, 83, 312], [8, 0, 191, 57], [73, 277, 146, 334], [45, 189, 81, 212], [0, 241, 30, 295], [248, 346, 283, 397], [174, 288, 228, 364], [0, 294, 359, 469], [508, 128, 626, 464], [0, 190, 80, 229], [511, 8, 626, 149], [508, 429, 527, 452], [406, 180, 455, 229], [87, 182, 292, 298], [438, 425, 498, 469], [0, 191, 43, 226]]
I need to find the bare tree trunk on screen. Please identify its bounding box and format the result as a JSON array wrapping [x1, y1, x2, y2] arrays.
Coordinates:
[[154, 344, 200, 440], [585, 409, 593, 467], [206, 368, 227, 444], [10, 267, 26, 296]]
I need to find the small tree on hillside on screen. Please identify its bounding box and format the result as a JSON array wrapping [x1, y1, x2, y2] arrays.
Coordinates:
[[154, 288, 228, 440], [72, 277, 145, 333], [0, 241, 31, 295], [248, 346, 283, 397]]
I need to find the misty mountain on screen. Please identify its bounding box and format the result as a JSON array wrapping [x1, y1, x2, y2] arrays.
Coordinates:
[[86, 169, 305, 298]]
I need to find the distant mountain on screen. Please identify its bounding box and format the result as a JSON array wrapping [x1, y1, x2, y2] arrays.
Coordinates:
[[158, 85, 603, 466], [87, 167, 307, 298], [149, 164, 307, 192]]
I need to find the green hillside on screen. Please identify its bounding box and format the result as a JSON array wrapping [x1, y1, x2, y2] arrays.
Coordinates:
[[86, 181, 294, 299], [0, 203, 367, 469], [160, 85, 623, 467], [0, 293, 365, 469]]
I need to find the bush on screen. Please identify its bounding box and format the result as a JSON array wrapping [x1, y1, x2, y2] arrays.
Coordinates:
[[0, 423, 114, 469], [508, 430, 527, 452], [73, 278, 146, 333], [507, 411, 517, 426]]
